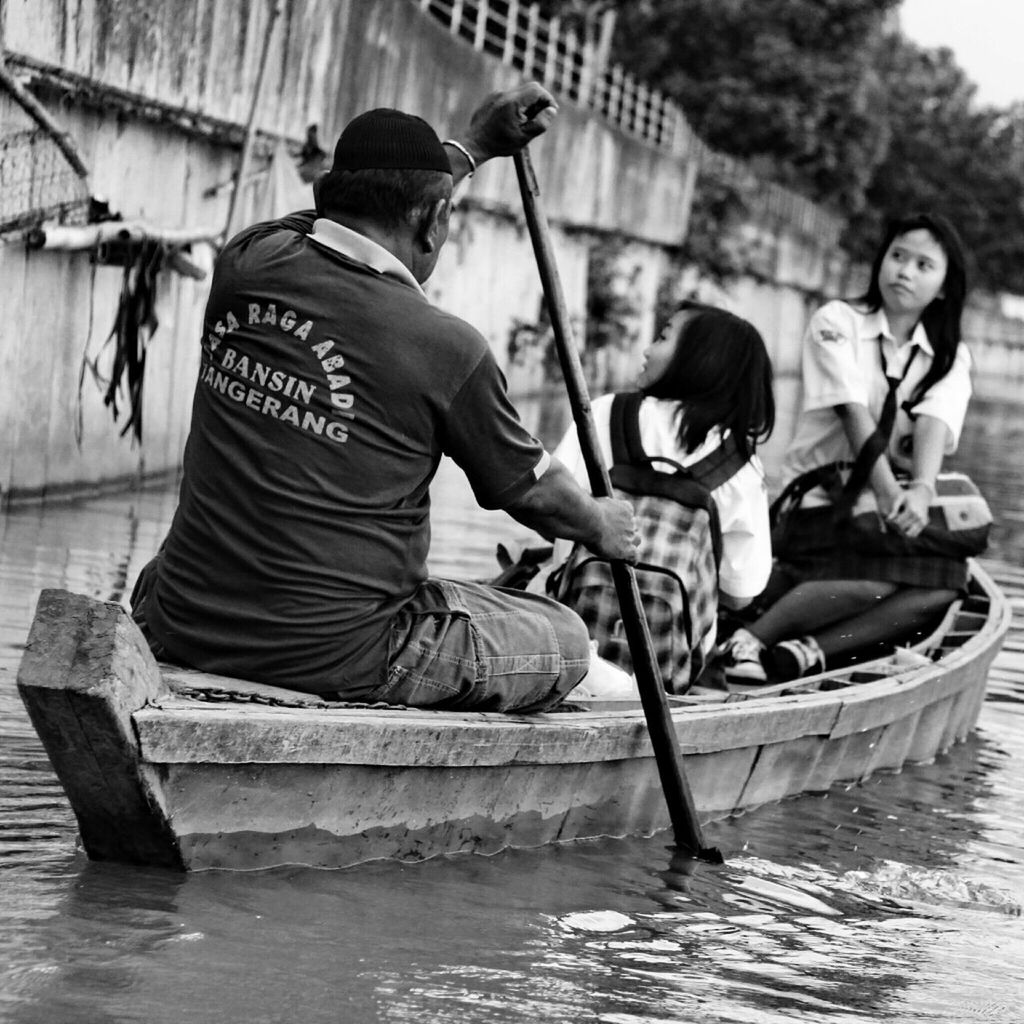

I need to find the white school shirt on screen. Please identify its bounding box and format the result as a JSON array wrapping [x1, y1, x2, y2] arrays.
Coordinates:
[[782, 300, 972, 510], [551, 394, 772, 655]]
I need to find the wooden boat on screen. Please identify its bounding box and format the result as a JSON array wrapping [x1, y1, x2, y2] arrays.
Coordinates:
[[17, 560, 1009, 872]]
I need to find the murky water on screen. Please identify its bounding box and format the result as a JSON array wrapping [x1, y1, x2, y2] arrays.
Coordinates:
[[2, 387, 1023, 1024]]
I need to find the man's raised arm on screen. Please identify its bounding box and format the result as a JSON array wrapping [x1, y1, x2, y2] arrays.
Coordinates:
[[443, 81, 558, 186]]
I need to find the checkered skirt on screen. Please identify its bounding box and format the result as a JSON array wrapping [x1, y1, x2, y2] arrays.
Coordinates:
[[774, 506, 968, 591]]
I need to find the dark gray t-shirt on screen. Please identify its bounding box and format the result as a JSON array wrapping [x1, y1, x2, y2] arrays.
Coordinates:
[[145, 211, 544, 693]]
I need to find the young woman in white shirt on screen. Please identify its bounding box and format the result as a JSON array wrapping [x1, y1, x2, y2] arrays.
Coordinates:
[[721, 212, 973, 683]]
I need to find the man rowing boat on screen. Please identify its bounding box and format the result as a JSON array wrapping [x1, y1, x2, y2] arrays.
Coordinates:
[[130, 83, 639, 713]]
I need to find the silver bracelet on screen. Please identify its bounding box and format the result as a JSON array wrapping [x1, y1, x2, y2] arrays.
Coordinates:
[[442, 139, 477, 176]]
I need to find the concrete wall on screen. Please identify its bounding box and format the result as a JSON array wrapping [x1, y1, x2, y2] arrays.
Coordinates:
[[0, 0, 705, 504], [0, 101, 218, 502], [3, 0, 1021, 506]]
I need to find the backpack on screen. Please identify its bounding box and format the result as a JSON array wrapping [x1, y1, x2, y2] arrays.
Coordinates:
[[550, 392, 746, 693]]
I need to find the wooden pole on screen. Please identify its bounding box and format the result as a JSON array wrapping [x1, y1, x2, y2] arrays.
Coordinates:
[[0, 53, 89, 180], [25, 221, 221, 252], [513, 145, 722, 863], [224, 1, 283, 239], [502, 0, 520, 66]]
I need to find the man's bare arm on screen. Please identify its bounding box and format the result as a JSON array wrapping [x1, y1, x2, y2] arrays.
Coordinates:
[[504, 459, 638, 564]]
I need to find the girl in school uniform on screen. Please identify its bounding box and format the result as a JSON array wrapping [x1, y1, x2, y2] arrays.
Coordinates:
[[550, 301, 775, 690], [720, 212, 974, 683]]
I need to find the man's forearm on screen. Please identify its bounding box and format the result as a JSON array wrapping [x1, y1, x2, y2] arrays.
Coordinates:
[[504, 460, 602, 546], [910, 414, 950, 486]]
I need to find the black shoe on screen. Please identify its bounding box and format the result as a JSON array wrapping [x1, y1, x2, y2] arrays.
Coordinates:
[[770, 636, 826, 681]]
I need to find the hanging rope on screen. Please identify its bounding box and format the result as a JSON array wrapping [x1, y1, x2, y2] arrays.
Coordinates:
[[87, 239, 165, 444]]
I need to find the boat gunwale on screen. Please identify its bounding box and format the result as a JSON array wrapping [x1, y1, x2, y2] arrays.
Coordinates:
[[132, 560, 1010, 769]]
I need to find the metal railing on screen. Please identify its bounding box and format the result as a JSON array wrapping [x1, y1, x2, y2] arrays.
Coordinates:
[[420, 0, 687, 151], [417, 0, 843, 245]]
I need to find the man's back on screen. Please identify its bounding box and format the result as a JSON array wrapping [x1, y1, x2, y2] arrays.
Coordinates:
[[144, 211, 541, 694]]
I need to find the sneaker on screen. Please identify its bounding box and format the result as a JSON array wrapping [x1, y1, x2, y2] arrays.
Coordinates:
[[770, 636, 826, 681], [718, 627, 767, 683]]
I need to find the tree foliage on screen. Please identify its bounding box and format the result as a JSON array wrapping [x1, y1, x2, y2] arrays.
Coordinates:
[[611, 0, 899, 217], [849, 35, 1024, 292], [540, 0, 1024, 293]]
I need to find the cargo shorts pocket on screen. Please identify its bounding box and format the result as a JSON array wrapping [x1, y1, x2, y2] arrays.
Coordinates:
[[370, 579, 572, 711], [374, 581, 479, 707]]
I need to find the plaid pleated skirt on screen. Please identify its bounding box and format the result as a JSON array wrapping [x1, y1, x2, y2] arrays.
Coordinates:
[[773, 506, 969, 591]]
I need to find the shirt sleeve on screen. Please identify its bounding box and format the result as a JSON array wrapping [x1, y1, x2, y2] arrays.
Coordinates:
[[551, 394, 615, 490], [909, 342, 973, 451], [801, 301, 869, 411], [552, 425, 587, 487], [715, 458, 772, 601], [441, 350, 548, 510]]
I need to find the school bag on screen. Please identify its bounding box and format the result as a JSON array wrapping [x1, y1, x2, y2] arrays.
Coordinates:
[[550, 392, 747, 693]]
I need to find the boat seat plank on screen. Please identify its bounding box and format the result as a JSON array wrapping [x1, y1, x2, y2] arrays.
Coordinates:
[[161, 667, 340, 706]]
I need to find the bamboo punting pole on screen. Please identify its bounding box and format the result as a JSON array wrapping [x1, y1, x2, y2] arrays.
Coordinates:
[[0, 52, 89, 180], [224, 1, 283, 239], [513, 142, 723, 863]]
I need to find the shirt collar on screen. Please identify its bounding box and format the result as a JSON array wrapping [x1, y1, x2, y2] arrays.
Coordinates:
[[308, 218, 424, 295], [862, 306, 934, 357]]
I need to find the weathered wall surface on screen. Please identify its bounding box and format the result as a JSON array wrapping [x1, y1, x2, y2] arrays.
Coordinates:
[[0, 98, 218, 502], [0, 0, 706, 504], [3, 0, 1020, 506]]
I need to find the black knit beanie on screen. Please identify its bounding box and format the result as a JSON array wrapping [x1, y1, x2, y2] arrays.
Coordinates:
[[330, 108, 452, 173]]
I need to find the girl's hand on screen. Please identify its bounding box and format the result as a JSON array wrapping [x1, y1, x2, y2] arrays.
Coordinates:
[[876, 486, 903, 522], [885, 483, 931, 537]]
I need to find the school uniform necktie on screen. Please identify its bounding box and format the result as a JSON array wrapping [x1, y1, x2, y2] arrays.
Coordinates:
[[835, 336, 919, 510], [875, 335, 916, 444]]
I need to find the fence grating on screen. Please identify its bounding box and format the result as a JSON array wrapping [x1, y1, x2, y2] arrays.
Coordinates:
[[416, 0, 842, 245], [0, 124, 90, 234]]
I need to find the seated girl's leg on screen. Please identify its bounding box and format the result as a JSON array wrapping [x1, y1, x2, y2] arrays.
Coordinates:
[[750, 579, 898, 646], [724, 563, 799, 626], [813, 586, 958, 662], [720, 577, 896, 683]]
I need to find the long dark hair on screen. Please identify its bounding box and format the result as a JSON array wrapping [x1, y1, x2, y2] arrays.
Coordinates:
[[858, 212, 968, 407], [640, 300, 774, 461]]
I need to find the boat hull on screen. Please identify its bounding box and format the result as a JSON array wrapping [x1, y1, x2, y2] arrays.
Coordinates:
[[17, 563, 1010, 871]]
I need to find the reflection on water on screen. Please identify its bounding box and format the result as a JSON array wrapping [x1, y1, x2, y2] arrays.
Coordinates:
[[1, 388, 1023, 1023], [946, 395, 1024, 565]]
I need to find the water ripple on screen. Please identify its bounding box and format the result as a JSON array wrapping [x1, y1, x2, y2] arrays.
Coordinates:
[[2, 397, 1024, 1022]]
